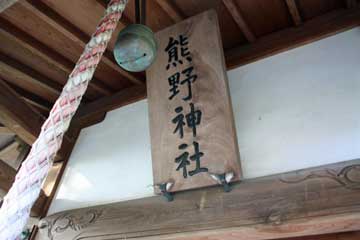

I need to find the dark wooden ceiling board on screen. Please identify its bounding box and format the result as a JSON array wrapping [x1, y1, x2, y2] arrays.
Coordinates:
[[1, 3, 132, 91], [296, 0, 346, 20], [174, 0, 247, 49], [41, 0, 126, 53], [234, 0, 293, 37]]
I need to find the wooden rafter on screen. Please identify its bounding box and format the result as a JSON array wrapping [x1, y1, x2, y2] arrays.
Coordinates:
[[285, 0, 302, 26], [0, 78, 74, 162], [225, 8, 360, 69], [0, 78, 45, 145], [74, 85, 146, 126], [155, 0, 185, 23], [0, 0, 17, 12], [7, 83, 52, 114], [222, 0, 256, 42], [0, 53, 62, 102], [19, 0, 144, 86], [0, 18, 113, 97], [0, 125, 13, 134], [37, 159, 360, 239], [74, 9, 360, 130]]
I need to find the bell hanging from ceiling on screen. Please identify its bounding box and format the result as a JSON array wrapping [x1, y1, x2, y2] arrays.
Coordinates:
[[113, 0, 157, 72]]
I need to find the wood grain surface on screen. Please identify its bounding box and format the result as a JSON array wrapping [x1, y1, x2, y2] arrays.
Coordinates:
[[35, 158, 360, 240], [147, 10, 241, 193]]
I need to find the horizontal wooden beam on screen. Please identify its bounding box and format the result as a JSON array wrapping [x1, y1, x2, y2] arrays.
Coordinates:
[[225, 8, 360, 69], [36, 159, 360, 240], [20, 0, 144, 85], [222, 0, 256, 42], [0, 159, 46, 216], [74, 85, 146, 126], [281, 231, 360, 240]]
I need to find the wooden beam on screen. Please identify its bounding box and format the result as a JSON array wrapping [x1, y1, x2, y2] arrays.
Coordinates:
[[0, 159, 46, 216], [36, 159, 360, 240], [0, 18, 113, 97], [0, 53, 61, 102], [19, 0, 144, 86], [0, 78, 45, 145], [346, 0, 358, 8], [0, 126, 13, 134], [0, 140, 18, 158], [7, 83, 52, 113], [285, 0, 302, 26], [155, 0, 185, 23], [225, 9, 360, 69], [0, 78, 74, 162], [74, 85, 146, 126], [0, 0, 17, 12], [280, 231, 360, 240], [222, 0, 256, 42]]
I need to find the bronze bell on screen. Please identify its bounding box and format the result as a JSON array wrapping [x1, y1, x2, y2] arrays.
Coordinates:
[[113, 0, 157, 72]]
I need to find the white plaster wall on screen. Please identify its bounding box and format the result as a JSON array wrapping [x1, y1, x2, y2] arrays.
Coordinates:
[[49, 100, 154, 214], [229, 27, 360, 178], [49, 27, 360, 214]]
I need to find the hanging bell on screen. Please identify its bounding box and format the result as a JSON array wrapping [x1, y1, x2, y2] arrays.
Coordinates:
[[114, 24, 157, 72]]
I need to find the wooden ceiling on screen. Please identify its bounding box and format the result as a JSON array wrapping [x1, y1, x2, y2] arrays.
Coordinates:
[[0, 0, 359, 120]]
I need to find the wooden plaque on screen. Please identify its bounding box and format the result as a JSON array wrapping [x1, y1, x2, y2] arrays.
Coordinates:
[[147, 10, 241, 193]]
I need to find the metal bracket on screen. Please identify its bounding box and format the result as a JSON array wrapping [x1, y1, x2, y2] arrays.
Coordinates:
[[209, 171, 235, 192], [156, 181, 174, 202]]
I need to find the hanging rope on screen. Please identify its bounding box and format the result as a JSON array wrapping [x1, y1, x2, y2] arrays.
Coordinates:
[[0, 1, 128, 239]]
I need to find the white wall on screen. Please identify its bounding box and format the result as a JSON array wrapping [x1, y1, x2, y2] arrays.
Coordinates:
[[48, 27, 360, 215]]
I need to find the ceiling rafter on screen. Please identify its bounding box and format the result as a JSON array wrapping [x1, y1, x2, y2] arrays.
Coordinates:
[[0, 53, 62, 102], [0, 125, 13, 135], [0, 18, 113, 97], [155, 0, 185, 23], [222, 0, 256, 43], [74, 85, 146, 126], [225, 8, 360, 69], [285, 0, 303, 26], [19, 0, 144, 86], [0, 78, 74, 162]]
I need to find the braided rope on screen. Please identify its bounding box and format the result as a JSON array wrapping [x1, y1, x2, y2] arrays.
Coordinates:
[[0, 1, 128, 239]]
